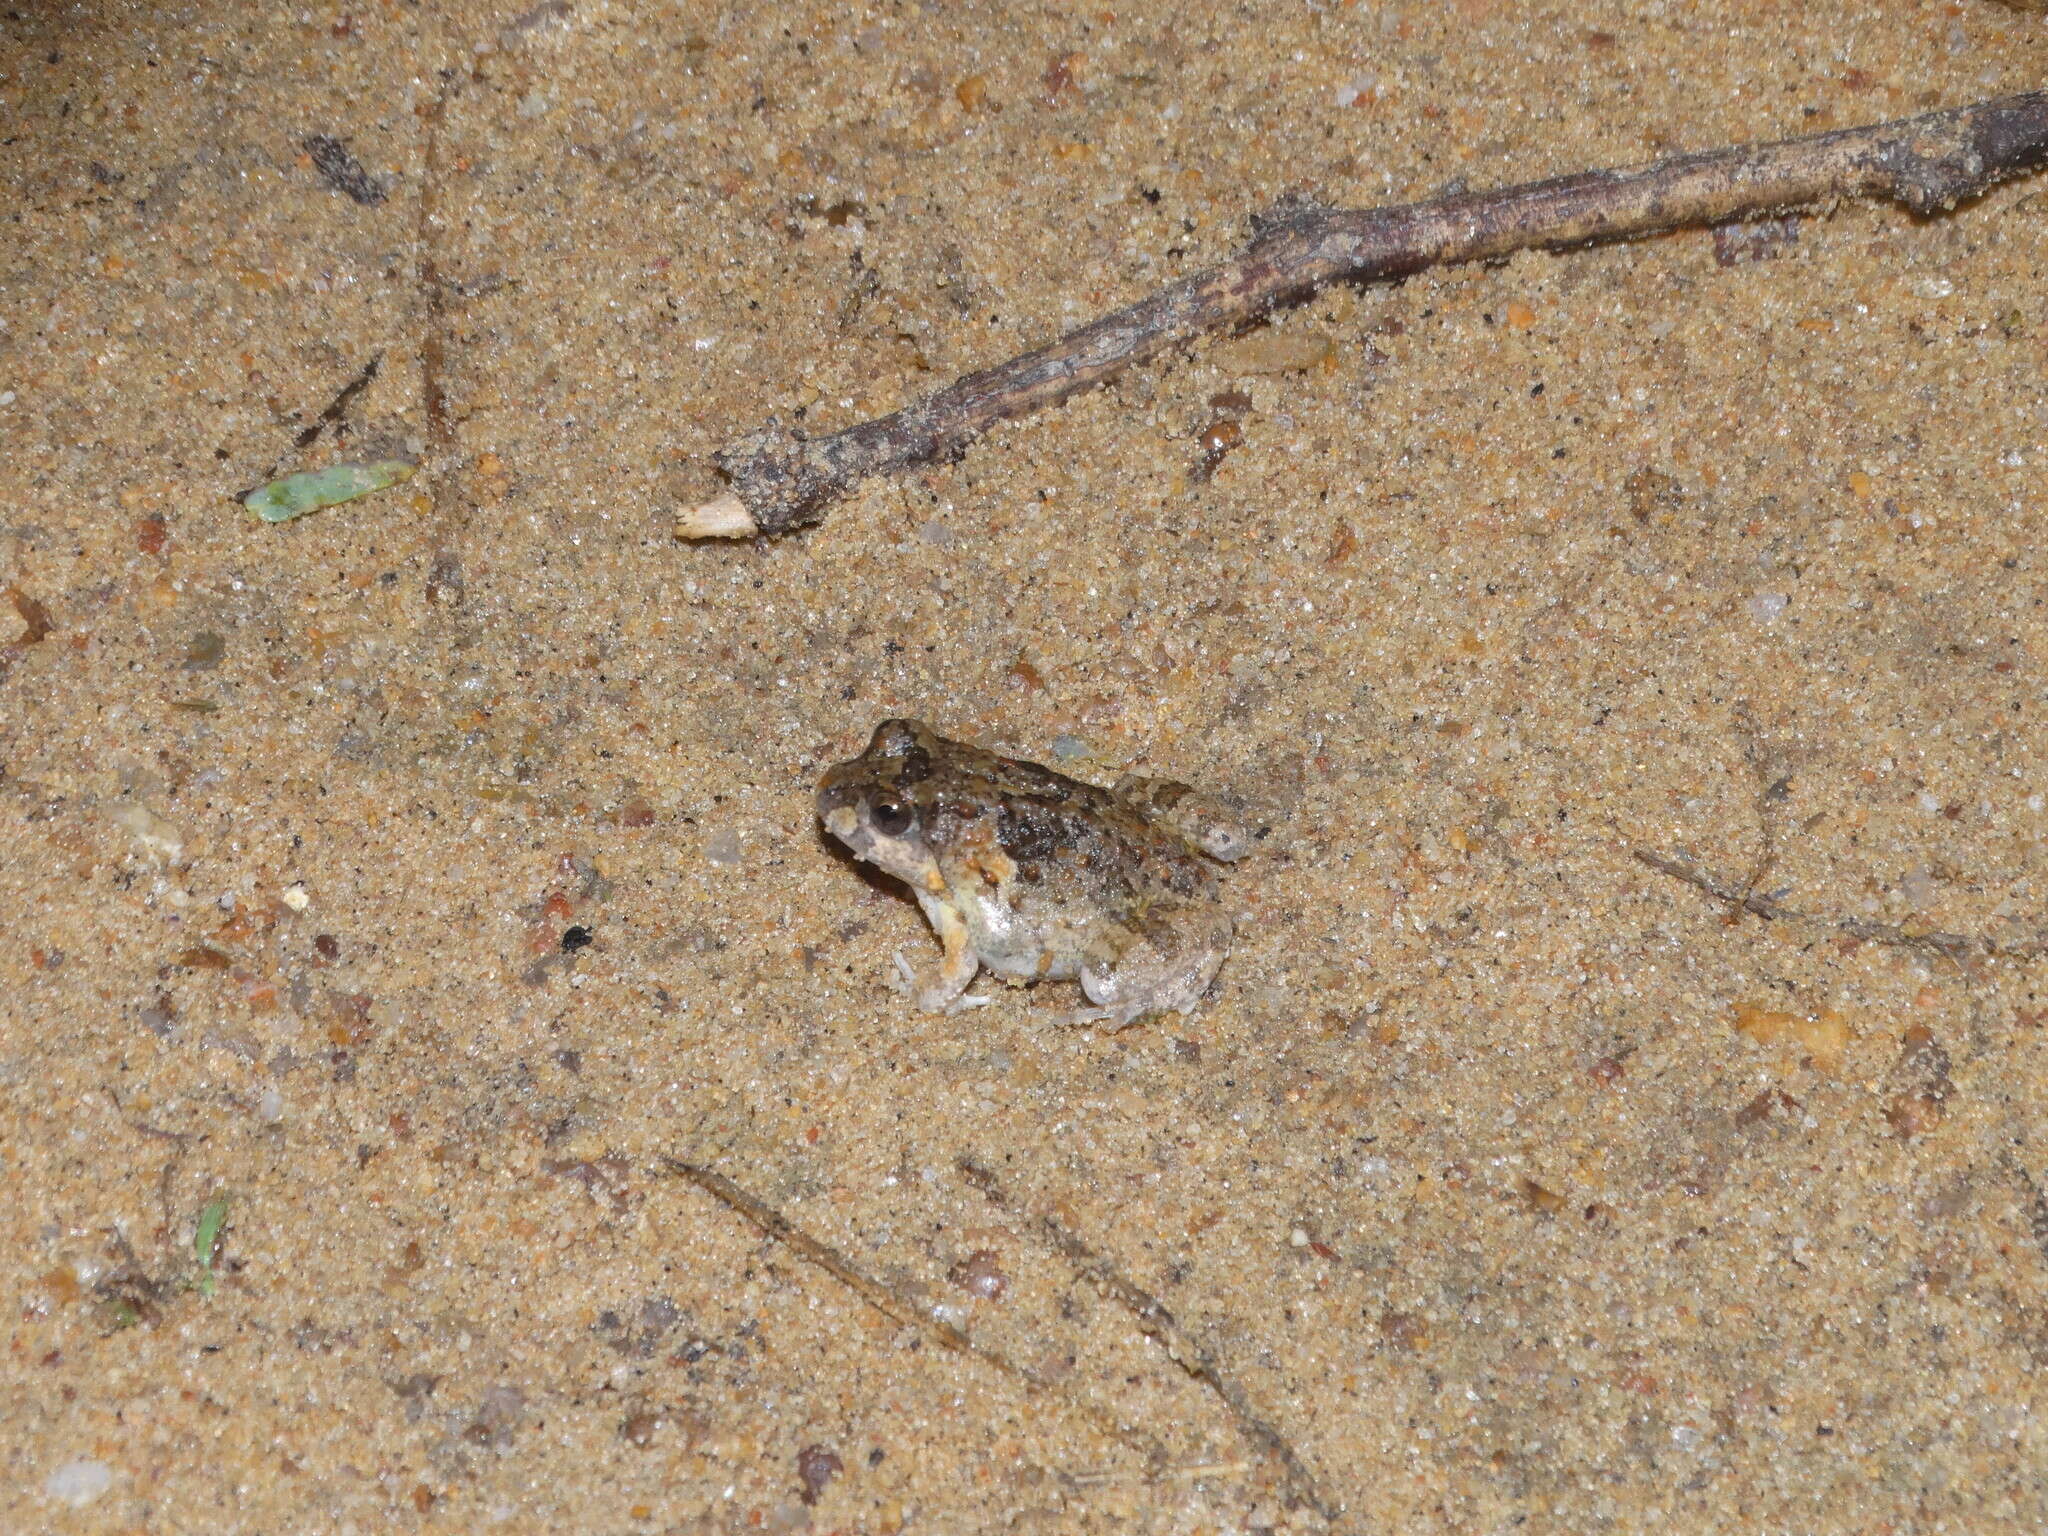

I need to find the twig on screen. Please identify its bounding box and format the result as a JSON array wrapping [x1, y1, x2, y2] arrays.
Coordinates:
[[1633, 846, 2048, 966], [664, 1157, 981, 1348], [660, 1156, 1167, 1464], [680, 91, 2048, 540], [290, 354, 382, 454], [1730, 700, 1789, 908], [958, 1156, 1335, 1522], [415, 78, 468, 608]]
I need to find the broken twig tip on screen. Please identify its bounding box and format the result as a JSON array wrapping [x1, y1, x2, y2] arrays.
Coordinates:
[[675, 492, 758, 540]]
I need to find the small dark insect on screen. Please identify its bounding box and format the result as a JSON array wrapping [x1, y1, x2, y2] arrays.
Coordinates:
[[560, 926, 594, 952]]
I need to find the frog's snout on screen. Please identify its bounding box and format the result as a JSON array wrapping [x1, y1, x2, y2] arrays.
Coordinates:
[[820, 802, 862, 844]]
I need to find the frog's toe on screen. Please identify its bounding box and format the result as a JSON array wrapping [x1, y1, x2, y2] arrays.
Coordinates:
[[890, 951, 920, 994]]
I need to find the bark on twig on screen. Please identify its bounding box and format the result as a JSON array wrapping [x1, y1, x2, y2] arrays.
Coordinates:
[[680, 91, 2048, 540]]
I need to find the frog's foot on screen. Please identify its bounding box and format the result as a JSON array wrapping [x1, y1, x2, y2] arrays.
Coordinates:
[[892, 950, 987, 1015]]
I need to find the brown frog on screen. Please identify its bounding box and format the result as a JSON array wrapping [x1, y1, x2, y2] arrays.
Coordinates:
[[816, 720, 1253, 1028]]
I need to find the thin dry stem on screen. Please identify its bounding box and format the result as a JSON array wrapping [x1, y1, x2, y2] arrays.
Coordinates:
[[1632, 846, 2048, 966]]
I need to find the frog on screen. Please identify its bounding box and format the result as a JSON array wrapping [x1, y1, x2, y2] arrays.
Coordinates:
[[815, 719, 1254, 1029]]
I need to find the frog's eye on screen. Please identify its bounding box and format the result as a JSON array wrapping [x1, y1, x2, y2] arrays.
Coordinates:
[[870, 799, 915, 836]]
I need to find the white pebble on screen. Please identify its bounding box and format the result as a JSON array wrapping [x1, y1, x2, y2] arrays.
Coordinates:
[[281, 883, 310, 912], [44, 1460, 113, 1508], [1748, 592, 1788, 624], [1334, 74, 1377, 108], [703, 828, 743, 865]]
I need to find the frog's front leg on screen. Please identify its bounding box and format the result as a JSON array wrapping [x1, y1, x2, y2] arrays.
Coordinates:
[[902, 893, 983, 1013]]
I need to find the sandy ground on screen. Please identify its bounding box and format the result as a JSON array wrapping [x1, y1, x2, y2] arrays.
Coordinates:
[[5, 0, 2048, 1530]]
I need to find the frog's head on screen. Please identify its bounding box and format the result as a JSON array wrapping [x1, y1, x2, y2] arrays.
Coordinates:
[[816, 719, 942, 888]]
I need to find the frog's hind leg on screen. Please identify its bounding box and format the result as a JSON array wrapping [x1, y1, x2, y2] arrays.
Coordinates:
[[1070, 940, 1223, 1032], [1111, 774, 1256, 862]]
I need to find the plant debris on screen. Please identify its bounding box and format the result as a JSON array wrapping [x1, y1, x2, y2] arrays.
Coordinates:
[[242, 459, 416, 523], [680, 90, 2048, 539], [194, 1195, 231, 1297], [303, 134, 388, 205]]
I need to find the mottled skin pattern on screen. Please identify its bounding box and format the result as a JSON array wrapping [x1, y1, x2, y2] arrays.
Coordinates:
[[817, 720, 1251, 1029]]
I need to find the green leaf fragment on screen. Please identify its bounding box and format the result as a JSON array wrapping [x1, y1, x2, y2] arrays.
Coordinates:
[[242, 459, 416, 523], [194, 1195, 231, 1297]]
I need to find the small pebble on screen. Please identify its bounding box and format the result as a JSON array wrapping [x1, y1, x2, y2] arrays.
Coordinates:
[[44, 1460, 113, 1508], [281, 883, 311, 912], [1731, 1002, 1853, 1071], [796, 1444, 844, 1506], [113, 803, 184, 861], [1197, 418, 1243, 456], [1749, 592, 1789, 624], [1334, 74, 1377, 108], [703, 828, 743, 865], [947, 1249, 1009, 1299]]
